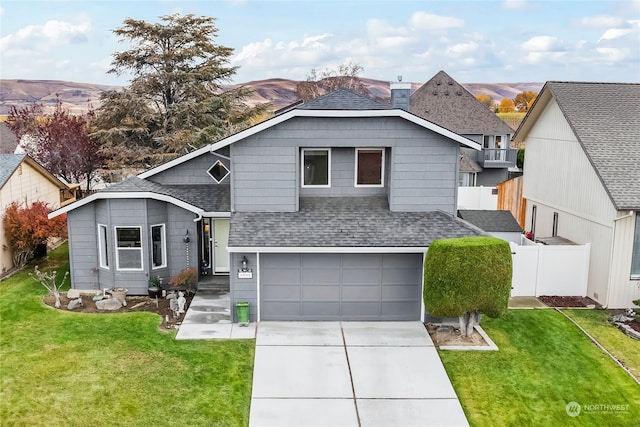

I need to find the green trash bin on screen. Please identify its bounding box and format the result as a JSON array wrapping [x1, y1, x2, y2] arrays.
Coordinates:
[[236, 301, 249, 326]]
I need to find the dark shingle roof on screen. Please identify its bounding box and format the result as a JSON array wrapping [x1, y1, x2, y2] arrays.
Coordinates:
[[459, 150, 483, 173], [297, 89, 391, 110], [458, 210, 522, 232], [545, 82, 640, 210], [410, 70, 514, 135], [229, 197, 484, 247], [103, 176, 230, 212], [0, 123, 19, 154], [0, 153, 26, 188]]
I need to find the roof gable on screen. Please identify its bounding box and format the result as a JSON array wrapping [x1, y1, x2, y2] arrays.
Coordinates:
[[0, 153, 68, 190], [410, 70, 514, 135], [515, 81, 640, 210], [297, 89, 391, 110]]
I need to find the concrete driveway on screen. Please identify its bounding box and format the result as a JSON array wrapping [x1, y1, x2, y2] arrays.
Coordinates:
[[249, 322, 468, 427]]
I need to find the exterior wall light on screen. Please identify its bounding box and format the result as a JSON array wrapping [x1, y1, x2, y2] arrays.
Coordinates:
[[183, 230, 190, 243], [241, 256, 249, 271]]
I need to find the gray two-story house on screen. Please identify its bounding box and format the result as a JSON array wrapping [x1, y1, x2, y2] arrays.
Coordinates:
[[51, 89, 483, 322]]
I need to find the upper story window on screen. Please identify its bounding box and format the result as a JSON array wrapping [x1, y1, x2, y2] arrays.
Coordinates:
[[115, 226, 143, 271], [302, 149, 330, 187], [355, 148, 385, 187], [459, 172, 476, 187], [208, 160, 230, 183]]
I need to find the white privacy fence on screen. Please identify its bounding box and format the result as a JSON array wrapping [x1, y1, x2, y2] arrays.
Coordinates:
[[457, 186, 498, 210], [509, 240, 591, 297]]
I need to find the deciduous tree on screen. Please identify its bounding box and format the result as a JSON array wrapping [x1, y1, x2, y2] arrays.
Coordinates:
[[295, 61, 369, 102], [2, 201, 67, 268], [514, 91, 538, 112], [475, 94, 495, 111], [6, 101, 103, 191], [498, 97, 515, 113], [96, 13, 267, 171]]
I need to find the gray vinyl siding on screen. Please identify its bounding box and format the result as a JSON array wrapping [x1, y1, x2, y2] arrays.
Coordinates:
[[229, 252, 258, 322], [389, 142, 458, 214], [476, 168, 509, 187], [68, 199, 199, 294], [230, 116, 460, 212], [150, 150, 231, 186]]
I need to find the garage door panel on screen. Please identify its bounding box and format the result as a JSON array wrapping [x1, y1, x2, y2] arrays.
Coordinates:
[[341, 302, 382, 317], [342, 285, 381, 300], [261, 301, 300, 319], [263, 285, 300, 300], [382, 268, 421, 284], [302, 302, 341, 317], [381, 285, 420, 299], [342, 254, 382, 268], [302, 269, 341, 285], [302, 285, 341, 301], [263, 254, 301, 268], [383, 253, 422, 268], [302, 253, 341, 268], [342, 269, 382, 285], [382, 301, 421, 317], [262, 268, 300, 283]]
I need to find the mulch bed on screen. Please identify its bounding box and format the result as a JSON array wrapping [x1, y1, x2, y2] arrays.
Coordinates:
[[538, 295, 601, 308], [43, 292, 193, 330], [425, 323, 489, 347]]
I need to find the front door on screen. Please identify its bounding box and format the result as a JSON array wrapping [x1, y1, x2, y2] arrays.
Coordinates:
[[213, 219, 230, 273]]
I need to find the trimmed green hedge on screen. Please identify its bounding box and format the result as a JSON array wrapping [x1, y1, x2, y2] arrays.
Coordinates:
[[424, 236, 512, 318]]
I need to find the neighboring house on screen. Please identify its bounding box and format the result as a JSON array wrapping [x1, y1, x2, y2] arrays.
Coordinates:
[[50, 89, 485, 322], [0, 123, 20, 154], [458, 210, 522, 243], [410, 70, 517, 187], [0, 154, 71, 273], [515, 81, 640, 308]]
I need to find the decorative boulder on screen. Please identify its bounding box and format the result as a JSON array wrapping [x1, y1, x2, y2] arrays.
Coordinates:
[[67, 289, 81, 299], [95, 297, 122, 311], [67, 297, 83, 310]]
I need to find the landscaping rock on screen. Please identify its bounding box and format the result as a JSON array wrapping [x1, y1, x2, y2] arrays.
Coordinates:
[[67, 289, 81, 299], [612, 314, 634, 323], [95, 297, 122, 311], [67, 297, 83, 310]]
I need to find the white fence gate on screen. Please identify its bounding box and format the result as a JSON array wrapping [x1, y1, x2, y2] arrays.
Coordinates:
[[510, 241, 591, 297]]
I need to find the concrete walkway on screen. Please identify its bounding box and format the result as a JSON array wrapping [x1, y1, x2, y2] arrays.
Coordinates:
[[175, 289, 256, 340], [249, 322, 468, 427]]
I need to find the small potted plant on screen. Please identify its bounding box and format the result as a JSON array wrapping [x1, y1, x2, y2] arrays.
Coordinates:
[[169, 267, 197, 294], [148, 276, 161, 298]]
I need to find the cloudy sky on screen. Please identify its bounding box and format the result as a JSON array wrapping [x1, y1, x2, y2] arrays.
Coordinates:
[[1, 0, 639, 86]]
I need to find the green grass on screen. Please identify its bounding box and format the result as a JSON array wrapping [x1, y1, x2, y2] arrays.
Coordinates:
[[0, 243, 255, 427], [439, 310, 640, 426], [562, 309, 640, 380]]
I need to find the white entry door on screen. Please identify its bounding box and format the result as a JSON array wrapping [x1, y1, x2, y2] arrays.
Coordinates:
[[213, 219, 230, 273]]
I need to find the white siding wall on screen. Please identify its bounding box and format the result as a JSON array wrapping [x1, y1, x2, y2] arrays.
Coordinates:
[[522, 99, 619, 306], [609, 213, 640, 308], [0, 161, 63, 273]]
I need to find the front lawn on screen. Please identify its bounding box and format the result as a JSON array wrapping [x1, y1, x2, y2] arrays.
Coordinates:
[[439, 310, 640, 426], [562, 308, 640, 380], [0, 244, 255, 427]]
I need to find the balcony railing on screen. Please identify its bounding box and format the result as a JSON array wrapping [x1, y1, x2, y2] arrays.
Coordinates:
[[477, 147, 517, 168]]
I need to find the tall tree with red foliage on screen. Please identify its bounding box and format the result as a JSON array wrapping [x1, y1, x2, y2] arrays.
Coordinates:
[[2, 201, 67, 268], [6, 100, 103, 191]]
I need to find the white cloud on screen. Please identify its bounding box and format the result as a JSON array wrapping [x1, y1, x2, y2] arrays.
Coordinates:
[[521, 36, 564, 52], [502, 0, 529, 9], [596, 47, 632, 61], [598, 27, 635, 42], [1, 20, 90, 55], [578, 15, 623, 28], [408, 11, 464, 31], [446, 41, 479, 57]]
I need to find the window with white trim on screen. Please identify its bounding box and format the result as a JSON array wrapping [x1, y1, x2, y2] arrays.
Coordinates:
[[151, 224, 166, 269], [459, 172, 477, 187], [631, 213, 640, 279], [207, 160, 230, 183], [98, 224, 109, 269], [302, 149, 330, 187], [115, 227, 143, 271], [355, 148, 384, 187]]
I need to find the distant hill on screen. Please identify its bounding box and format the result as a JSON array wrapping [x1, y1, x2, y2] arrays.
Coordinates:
[[0, 78, 543, 115]]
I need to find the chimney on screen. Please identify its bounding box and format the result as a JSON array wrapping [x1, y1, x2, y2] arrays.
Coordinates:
[[390, 77, 411, 111]]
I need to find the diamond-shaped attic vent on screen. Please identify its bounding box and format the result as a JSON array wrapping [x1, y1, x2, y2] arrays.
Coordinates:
[[207, 160, 230, 183]]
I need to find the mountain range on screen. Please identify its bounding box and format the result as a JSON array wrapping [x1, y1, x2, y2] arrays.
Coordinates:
[[0, 78, 544, 115]]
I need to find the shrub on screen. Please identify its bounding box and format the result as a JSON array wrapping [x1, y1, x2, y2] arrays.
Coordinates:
[[424, 236, 512, 336]]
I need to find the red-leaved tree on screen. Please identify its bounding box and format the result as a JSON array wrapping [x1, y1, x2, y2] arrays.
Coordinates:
[[6, 100, 104, 191], [2, 201, 67, 268]]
